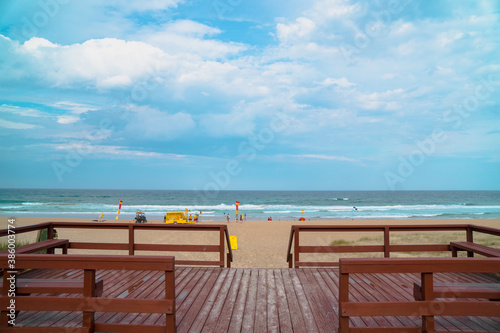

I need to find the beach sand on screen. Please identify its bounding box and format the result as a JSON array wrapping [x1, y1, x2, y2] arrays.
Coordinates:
[[2, 217, 499, 268]]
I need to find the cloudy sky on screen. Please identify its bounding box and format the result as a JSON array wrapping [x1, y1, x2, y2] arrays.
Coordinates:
[[0, 0, 499, 190]]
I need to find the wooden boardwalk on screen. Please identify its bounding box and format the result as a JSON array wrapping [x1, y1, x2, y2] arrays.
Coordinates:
[[13, 267, 500, 332]]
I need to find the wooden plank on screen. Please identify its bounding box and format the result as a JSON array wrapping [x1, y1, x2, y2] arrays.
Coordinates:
[[227, 269, 251, 333], [299, 245, 385, 253], [414, 282, 500, 300], [201, 268, 237, 333], [174, 260, 223, 267], [349, 328, 422, 333], [389, 244, 450, 252], [297, 269, 337, 333], [280, 269, 307, 332], [240, 269, 258, 332], [134, 244, 220, 252], [451, 242, 500, 257], [187, 268, 229, 332], [254, 269, 268, 332], [68, 242, 128, 251], [95, 323, 166, 333], [266, 269, 279, 333], [296, 261, 339, 267], [289, 269, 319, 333], [341, 301, 500, 317], [0, 296, 174, 314], [176, 268, 221, 332], [0, 239, 69, 254], [0, 254, 175, 271], [339, 257, 500, 274], [273, 269, 293, 333], [175, 268, 209, 325], [210, 269, 243, 332], [0, 328, 90, 333], [0, 278, 104, 296]]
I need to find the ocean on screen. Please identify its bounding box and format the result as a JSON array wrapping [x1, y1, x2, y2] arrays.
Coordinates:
[[1, 189, 499, 221]]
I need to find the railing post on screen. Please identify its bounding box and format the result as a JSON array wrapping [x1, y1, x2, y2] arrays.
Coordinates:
[[220, 227, 225, 268], [47, 224, 55, 254], [339, 270, 350, 333], [466, 226, 474, 257], [165, 267, 176, 332], [384, 226, 390, 258], [83, 269, 96, 333], [288, 254, 293, 268], [128, 224, 134, 255], [421, 272, 435, 332], [294, 226, 299, 268]]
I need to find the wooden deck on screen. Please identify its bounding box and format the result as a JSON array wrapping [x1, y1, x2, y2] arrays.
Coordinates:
[[14, 267, 500, 332]]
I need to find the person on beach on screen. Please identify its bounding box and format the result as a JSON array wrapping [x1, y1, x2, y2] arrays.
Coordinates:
[[240, 215, 243, 222], [244, 213, 246, 221], [226, 214, 230, 223]]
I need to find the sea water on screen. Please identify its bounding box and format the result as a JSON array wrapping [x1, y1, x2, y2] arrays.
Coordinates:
[[1, 189, 499, 221]]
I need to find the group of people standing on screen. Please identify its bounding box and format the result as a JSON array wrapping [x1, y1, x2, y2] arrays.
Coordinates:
[[226, 212, 246, 223]]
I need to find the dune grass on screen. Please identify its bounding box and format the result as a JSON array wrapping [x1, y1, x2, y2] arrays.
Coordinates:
[[329, 232, 500, 258]]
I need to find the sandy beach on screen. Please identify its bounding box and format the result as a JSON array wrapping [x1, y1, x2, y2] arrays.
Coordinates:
[[2, 217, 500, 268]]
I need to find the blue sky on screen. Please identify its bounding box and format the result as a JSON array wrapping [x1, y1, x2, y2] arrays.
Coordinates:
[[0, 0, 499, 191]]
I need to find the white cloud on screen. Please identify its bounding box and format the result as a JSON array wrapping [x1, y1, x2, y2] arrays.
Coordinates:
[[276, 17, 316, 44], [163, 20, 221, 37], [320, 77, 356, 88], [52, 142, 186, 159], [0, 104, 47, 118], [53, 101, 99, 114], [0, 119, 38, 129], [289, 154, 356, 162], [357, 88, 405, 111], [138, 21, 246, 59], [57, 116, 80, 124], [105, 0, 183, 13]]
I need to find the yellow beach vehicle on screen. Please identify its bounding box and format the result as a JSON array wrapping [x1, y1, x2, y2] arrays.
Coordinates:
[[164, 209, 196, 224]]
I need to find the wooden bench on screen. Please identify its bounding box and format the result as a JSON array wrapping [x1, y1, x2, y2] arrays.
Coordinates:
[[450, 241, 500, 257], [0, 239, 69, 255], [1, 278, 103, 296], [414, 282, 500, 301]]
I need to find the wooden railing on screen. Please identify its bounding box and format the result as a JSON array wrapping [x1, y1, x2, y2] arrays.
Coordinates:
[[0, 222, 233, 267], [338, 257, 500, 333], [286, 224, 500, 268], [0, 254, 176, 332]]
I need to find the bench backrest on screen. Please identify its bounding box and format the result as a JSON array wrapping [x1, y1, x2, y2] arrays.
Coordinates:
[[0, 254, 176, 332], [338, 257, 500, 333]]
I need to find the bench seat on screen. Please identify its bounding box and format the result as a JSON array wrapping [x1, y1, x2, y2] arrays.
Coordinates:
[[1, 278, 103, 297], [414, 282, 500, 301], [0, 239, 69, 255], [450, 241, 500, 257]]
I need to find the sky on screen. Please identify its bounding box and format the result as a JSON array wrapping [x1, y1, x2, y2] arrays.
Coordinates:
[[0, 0, 499, 191]]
